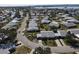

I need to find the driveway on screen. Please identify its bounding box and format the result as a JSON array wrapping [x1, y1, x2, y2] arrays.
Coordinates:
[[55, 39, 62, 46]]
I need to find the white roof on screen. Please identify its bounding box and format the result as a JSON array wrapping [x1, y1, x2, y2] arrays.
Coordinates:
[[68, 29, 79, 34]]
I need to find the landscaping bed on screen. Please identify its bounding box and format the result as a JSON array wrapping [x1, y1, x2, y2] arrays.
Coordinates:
[[14, 45, 31, 54], [42, 39, 57, 46], [24, 31, 38, 41], [40, 24, 49, 31]]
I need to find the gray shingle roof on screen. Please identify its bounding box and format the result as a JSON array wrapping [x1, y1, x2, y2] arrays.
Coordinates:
[[27, 20, 39, 31], [37, 31, 55, 38], [66, 19, 79, 23], [37, 30, 67, 38], [27, 27, 39, 31], [57, 30, 67, 37], [41, 16, 50, 24], [49, 21, 59, 27], [63, 22, 76, 28], [28, 21, 38, 27], [68, 29, 79, 34]]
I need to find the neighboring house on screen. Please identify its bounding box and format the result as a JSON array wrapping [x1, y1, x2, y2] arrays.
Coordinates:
[[41, 19, 50, 24], [31, 13, 36, 16], [13, 17, 21, 21], [41, 16, 50, 24], [66, 18, 79, 24], [27, 27, 39, 32], [0, 16, 4, 21], [2, 20, 18, 30], [27, 20, 39, 32], [11, 19, 19, 23], [49, 21, 59, 28], [37, 31, 55, 39], [55, 30, 67, 38], [8, 22, 17, 27], [11, 12, 15, 18], [62, 22, 76, 28], [37, 30, 67, 39], [28, 21, 38, 27], [30, 17, 39, 21], [60, 16, 79, 24], [61, 14, 69, 18], [67, 29, 79, 38], [64, 17, 74, 20]]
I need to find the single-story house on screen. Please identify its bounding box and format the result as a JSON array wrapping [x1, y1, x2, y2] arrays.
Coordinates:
[[49, 21, 59, 28], [66, 19, 79, 24], [37, 30, 67, 39], [41, 19, 50, 24], [30, 17, 39, 21], [67, 29, 79, 38], [41, 16, 50, 24], [61, 14, 69, 18], [64, 17, 74, 20], [8, 22, 18, 26], [62, 22, 76, 28], [31, 13, 36, 16], [28, 20, 38, 27], [55, 30, 67, 38], [27, 20, 39, 32], [14, 17, 21, 21], [0, 16, 5, 21], [11, 19, 19, 23], [37, 31, 55, 39], [11, 12, 15, 18], [27, 26, 39, 32]]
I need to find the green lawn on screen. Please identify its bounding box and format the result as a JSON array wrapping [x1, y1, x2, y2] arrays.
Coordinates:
[[40, 24, 49, 31], [76, 24, 79, 28], [63, 37, 79, 46], [42, 39, 57, 46]]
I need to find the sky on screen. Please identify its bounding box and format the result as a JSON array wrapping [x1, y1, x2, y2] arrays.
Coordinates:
[[0, 0, 79, 6]]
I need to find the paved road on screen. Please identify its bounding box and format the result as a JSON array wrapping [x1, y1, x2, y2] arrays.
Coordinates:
[[17, 33, 43, 49]]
